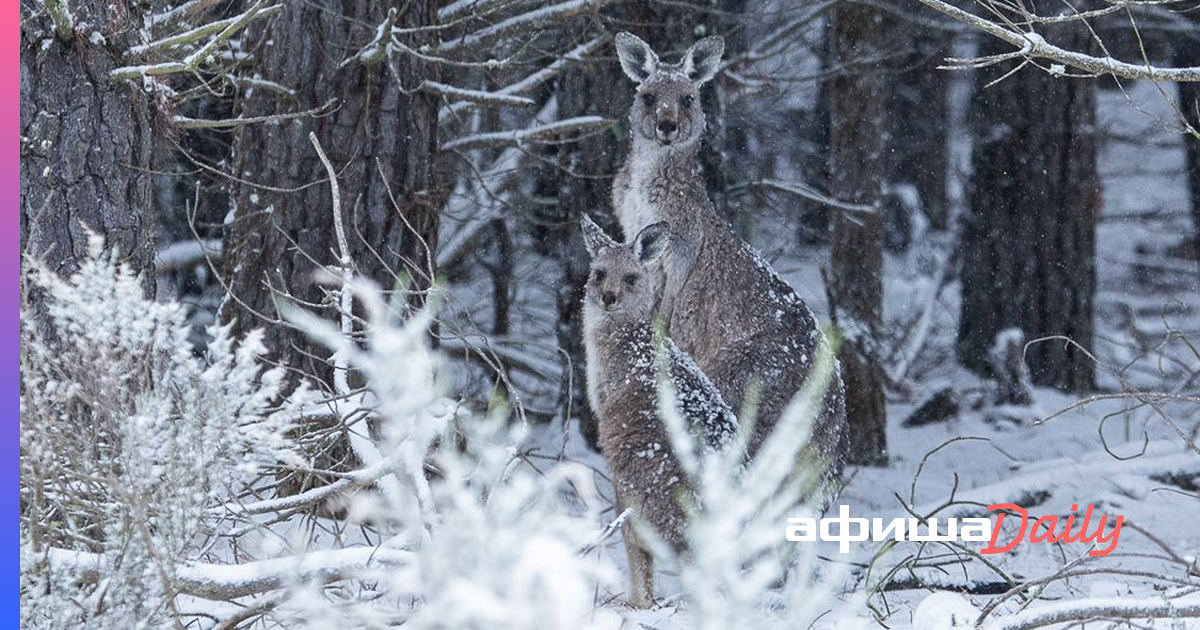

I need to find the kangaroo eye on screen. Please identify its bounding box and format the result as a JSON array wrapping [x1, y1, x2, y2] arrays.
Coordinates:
[[642, 93, 656, 107], [680, 95, 694, 108], [623, 273, 638, 287], [593, 269, 606, 283]]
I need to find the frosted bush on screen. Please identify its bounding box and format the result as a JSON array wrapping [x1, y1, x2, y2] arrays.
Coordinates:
[[20, 237, 851, 629], [20, 235, 300, 628], [279, 281, 618, 629]]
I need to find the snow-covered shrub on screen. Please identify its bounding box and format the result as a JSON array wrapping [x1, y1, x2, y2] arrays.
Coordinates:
[[652, 331, 853, 629], [20, 235, 299, 628], [20, 237, 852, 629], [274, 281, 618, 629]]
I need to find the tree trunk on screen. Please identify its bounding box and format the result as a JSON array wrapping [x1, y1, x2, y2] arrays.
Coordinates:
[[958, 29, 1099, 392], [885, 26, 950, 233], [550, 58, 626, 448], [1176, 36, 1200, 264], [21, 3, 156, 296], [220, 0, 442, 386], [826, 4, 889, 466]]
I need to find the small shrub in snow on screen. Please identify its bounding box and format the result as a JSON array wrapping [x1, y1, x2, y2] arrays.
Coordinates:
[[20, 235, 300, 628], [277, 281, 618, 628]]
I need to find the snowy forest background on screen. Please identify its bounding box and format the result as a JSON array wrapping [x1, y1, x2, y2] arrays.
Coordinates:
[[18, 0, 1200, 628]]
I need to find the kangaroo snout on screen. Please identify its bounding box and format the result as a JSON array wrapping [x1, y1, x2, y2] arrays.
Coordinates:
[[655, 117, 678, 143]]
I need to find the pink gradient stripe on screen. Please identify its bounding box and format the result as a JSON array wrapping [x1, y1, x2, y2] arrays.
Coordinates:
[[9, 0, 22, 621]]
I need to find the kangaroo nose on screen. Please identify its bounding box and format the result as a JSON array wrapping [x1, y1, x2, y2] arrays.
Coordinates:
[[657, 119, 677, 135], [601, 291, 617, 307]]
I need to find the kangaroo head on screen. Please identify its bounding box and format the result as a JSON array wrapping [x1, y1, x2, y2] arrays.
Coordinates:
[[615, 32, 724, 149], [581, 214, 670, 322]]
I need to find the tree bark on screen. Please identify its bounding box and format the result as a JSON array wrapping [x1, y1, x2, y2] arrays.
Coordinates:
[[21, 3, 156, 296], [549, 57, 626, 448], [958, 28, 1099, 392], [220, 0, 442, 386], [885, 25, 950, 233], [826, 3, 889, 466], [1176, 36, 1200, 264]]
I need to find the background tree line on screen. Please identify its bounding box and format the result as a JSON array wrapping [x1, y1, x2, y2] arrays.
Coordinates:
[[21, 0, 1200, 470]]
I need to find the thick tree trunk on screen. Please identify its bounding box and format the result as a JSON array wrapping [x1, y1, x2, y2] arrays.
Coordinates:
[[885, 27, 950, 233], [958, 29, 1099, 392], [827, 4, 889, 466], [551, 58, 626, 448], [20, 4, 156, 295], [220, 1, 442, 385], [1176, 37, 1200, 264]]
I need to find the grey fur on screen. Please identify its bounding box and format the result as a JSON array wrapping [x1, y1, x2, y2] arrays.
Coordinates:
[[580, 219, 736, 607], [611, 33, 849, 503]]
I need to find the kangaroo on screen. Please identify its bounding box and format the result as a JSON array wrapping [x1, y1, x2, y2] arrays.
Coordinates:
[[611, 32, 848, 500], [580, 214, 737, 608]]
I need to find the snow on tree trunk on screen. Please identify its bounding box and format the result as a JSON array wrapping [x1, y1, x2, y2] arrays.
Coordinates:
[[20, 2, 157, 302], [826, 4, 889, 466], [220, 0, 443, 386], [958, 25, 1099, 393]]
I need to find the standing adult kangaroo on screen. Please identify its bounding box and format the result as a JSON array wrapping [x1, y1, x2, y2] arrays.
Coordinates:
[[611, 32, 849, 499]]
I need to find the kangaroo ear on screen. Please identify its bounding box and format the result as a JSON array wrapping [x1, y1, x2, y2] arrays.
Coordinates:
[[615, 32, 658, 83], [682, 36, 724, 85], [634, 221, 670, 264], [580, 214, 617, 257]]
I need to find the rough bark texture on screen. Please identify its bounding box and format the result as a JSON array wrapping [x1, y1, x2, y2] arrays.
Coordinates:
[[221, 0, 442, 386], [20, 3, 156, 296], [551, 57, 626, 448], [826, 4, 889, 466], [1176, 36, 1200, 263], [958, 29, 1099, 392]]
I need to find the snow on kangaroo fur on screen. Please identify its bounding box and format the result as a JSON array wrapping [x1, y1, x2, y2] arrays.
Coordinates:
[[611, 32, 849, 501], [580, 214, 738, 607]]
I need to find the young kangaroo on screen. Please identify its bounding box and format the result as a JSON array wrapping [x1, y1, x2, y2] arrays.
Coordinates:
[[580, 214, 737, 608], [612, 32, 848, 500]]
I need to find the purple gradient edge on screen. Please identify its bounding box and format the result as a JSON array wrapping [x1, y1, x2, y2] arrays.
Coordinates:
[[9, 0, 22, 624]]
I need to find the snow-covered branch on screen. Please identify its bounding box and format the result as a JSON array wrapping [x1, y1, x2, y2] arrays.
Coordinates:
[[437, 0, 611, 53], [110, 1, 280, 80], [41, 0, 74, 40], [440, 116, 611, 152], [421, 80, 536, 107], [44, 546, 413, 601], [915, 0, 1200, 81], [155, 238, 221, 272], [988, 593, 1200, 630], [440, 36, 605, 121]]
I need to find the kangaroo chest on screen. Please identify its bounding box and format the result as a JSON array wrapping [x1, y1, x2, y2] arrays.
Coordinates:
[[616, 163, 662, 241]]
